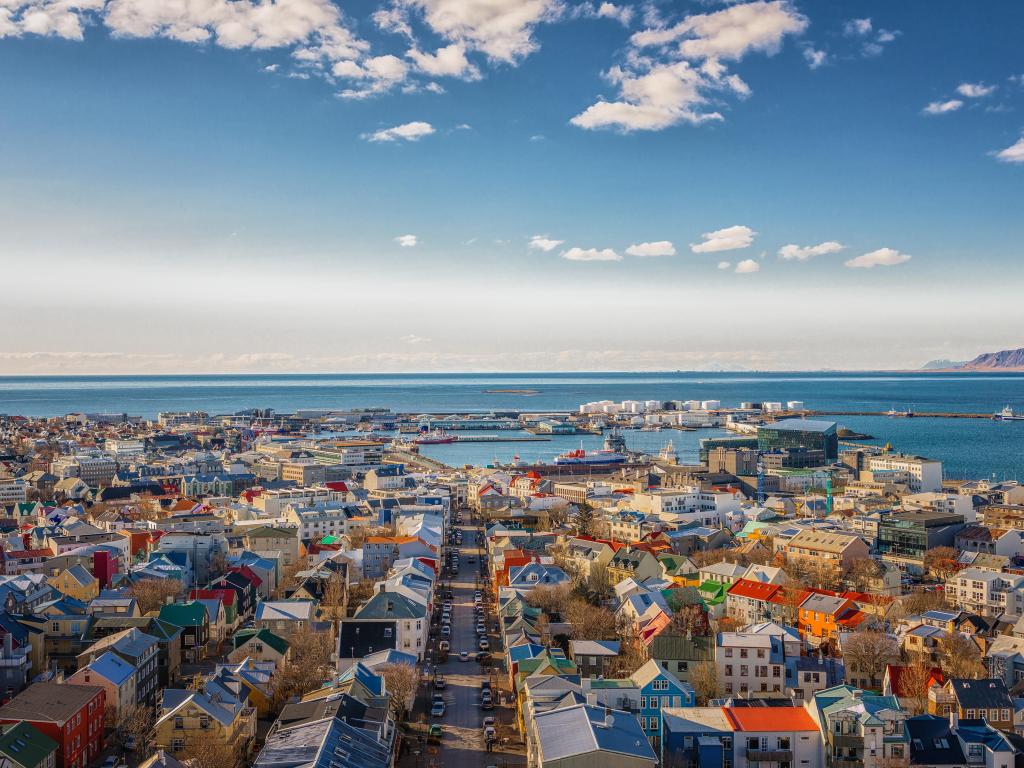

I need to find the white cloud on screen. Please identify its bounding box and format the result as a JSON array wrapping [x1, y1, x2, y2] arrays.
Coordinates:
[[372, 6, 413, 38], [264, 63, 279, 72], [398, 0, 562, 63], [529, 235, 564, 252], [956, 82, 996, 98], [407, 43, 481, 79], [400, 333, 432, 344], [717, 261, 731, 270], [843, 17, 872, 36], [778, 241, 844, 261], [395, 234, 419, 247], [597, 2, 632, 26], [691, 225, 755, 253], [802, 46, 828, 69], [364, 121, 435, 142], [844, 247, 912, 268], [735, 259, 760, 273], [995, 136, 1024, 164], [923, 99, 963, 115], [561, 247, 622, 262], [625, 240, 676, 257], [573, 1, 806, 132]]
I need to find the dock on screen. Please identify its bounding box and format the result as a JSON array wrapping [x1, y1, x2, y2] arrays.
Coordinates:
[[455, 435, 551, 443]]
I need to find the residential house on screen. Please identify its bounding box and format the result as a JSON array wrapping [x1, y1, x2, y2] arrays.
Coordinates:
[[607, 548, 663, 587], [0, 682, 105, 768], [929, 679, 1014, 732], [254, 600, 314, 639], [809, 685, 910, 768], [157, 602, 210, 663], [530, 703, 658, 768], [227, 629, 290, 667], [780, 530, 870, 574], [154, 686, 256, 764], [726, 706, 824, 768], [67, 651, 136, 723], [46, 567, 98, 603], [567, 640, 620, 679], [352, 589, 427, 659], [0, 720, 59, 768]]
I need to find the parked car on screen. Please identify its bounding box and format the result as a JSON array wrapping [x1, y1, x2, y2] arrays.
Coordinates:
[[434, 675, 446, 689], [460, 651, 469, 662], [428, 725, 444, 743], [439, 640, 450, 653], [441, 625, 451, 638], [431, 701, 446, 717], [479, 638, 490, 651]]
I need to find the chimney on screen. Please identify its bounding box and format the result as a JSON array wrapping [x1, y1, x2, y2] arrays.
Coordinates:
[[949, 709, 959, 728]]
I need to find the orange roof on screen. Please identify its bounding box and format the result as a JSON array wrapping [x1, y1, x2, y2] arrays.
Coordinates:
[[724, 707, 818, 732]]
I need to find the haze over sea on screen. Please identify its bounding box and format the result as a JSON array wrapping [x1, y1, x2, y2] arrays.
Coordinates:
[[2, 372, 1022, 481]]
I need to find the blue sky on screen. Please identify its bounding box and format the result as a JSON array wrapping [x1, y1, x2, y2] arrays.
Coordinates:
[[1, 0, 1022, 373]]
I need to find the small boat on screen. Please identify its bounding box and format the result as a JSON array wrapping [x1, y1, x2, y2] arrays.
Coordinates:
[[993, 406, 1024, 421]]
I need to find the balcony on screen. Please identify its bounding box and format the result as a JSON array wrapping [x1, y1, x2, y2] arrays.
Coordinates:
[[831, 734, 862, 749], [747, 749, 793, 762]]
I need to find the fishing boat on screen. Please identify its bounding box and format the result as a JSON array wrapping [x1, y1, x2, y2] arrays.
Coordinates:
[[993, 406, 1024, 421], [886, 406, 914, 418], [414, 429, 457, 444], [553, 447, 626, 466]]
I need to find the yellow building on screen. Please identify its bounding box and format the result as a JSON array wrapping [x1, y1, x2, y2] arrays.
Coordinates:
[[48, 564, 99, 602], [154, 688, 256, 765]]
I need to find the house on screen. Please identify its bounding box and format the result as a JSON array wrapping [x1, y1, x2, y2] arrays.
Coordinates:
[[630, 659, 696, 747], [882, 664, 944, 711], [67, 651, 136, 723], [809, 685, 910, 768], [726, 579, 783, 626], [725, 706, 823, 768], [715, 623, 799, 699], [0, 682, 105, 768], [530, 703, 658, 768], [352, 590, 427, 659], [798, 593, 865, 645], [254, 600, 315, 638], [242, 526, 300, 568], [929, 678, 1014, 732], [158, 602, 210, 663], [906, 714, 1016, 768], [227, 629, 290, 667], [335, 621, 397, 671], [154, 686, 256, 764], [568, 640, 620, 679], [76, 627, 161, 708], [0, 720, 59, 768], [607, 548, 663, 586], [46, 566, 98, 603]]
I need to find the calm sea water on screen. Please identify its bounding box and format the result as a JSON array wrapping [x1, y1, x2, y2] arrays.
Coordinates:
[[1, 372, 1022, 480]]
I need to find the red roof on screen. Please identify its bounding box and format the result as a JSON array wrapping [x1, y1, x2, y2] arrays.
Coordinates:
[[324, 481, 349, 492], [724, 706, 818, 731], [727, 578, 783, 601], [7, 548, 52, 559], [189, 588, 236, 606]]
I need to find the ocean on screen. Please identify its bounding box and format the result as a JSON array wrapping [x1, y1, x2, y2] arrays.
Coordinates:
[[1, 372, 1022, 480]]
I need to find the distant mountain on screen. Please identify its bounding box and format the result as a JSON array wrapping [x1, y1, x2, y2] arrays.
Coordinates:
[[959, 346, 1024, 370], [921, 358, 966, 370]]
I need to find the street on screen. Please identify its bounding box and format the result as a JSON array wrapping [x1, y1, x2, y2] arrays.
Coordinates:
[[410, 514, 525, 768]]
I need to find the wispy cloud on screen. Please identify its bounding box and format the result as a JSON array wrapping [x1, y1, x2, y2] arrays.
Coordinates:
[[957, 82, 996, 98], [923, 99, 963, 115], [395, 234, 419, 247], [844, 247, 912, 268], [529, 235, 564, 252], [363, 121, 435, 142]]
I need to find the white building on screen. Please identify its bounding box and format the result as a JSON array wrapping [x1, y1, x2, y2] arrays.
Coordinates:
[[865, 454, 942, 493], [0, 480, 28, 506], [283, 501, 360, 540]]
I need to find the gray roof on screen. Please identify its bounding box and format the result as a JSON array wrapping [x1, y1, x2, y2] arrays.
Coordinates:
[[763, 419, 837, 433], [534, 703, 657, 763]]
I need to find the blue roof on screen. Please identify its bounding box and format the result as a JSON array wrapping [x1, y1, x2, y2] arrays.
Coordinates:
[[534, 704, 657, 762], [88, 650, 136, 686]]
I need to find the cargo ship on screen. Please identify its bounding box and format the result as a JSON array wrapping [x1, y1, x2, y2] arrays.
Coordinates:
[[414, 429, 457, 444]]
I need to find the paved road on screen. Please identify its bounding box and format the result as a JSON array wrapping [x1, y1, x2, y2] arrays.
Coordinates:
[[425, 517, 524, 768]]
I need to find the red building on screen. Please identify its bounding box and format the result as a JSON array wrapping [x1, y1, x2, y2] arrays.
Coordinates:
[[0, 682, 105, 768]]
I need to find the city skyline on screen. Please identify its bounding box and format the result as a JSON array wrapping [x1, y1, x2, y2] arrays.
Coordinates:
[[2, 0, 1023, 372]]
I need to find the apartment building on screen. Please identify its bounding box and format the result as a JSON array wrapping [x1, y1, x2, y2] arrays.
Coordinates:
[[253, 486, 347, 516], [864, 453, 942, 493], [780, 529, 870, 573], [50, 454, 117, 486], [950, 567, 1024, 618]]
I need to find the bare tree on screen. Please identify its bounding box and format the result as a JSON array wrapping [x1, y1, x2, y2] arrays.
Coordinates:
[[378, 662, 418, 721], [572, 506, 596, 537], [272, 625, 333, 709], [841, 631, 899, 690], [848, 558, 883, 593], [319, 572, 347, 624], [606, 629, 647, 678], [527, 583, 572, 617], [778, 579, 808, 626], [899, 589, 949, 617], [180, 730, 240, 768], [668, 605, 708, 638], [900, 655, 938, 716], [587, 564, 611, 600], [690, 660, 721, 705], [117, 704, 157, 751], [130, 578, 183, 614], [547, 505, 570, 529], [923, 547, 960, 582], [565, 598, 617, 640], [938, 632, 986, 679]]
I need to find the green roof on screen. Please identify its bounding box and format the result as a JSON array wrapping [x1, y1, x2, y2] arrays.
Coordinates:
[[0, 721, 59, 768], [232, 628, 289, 656], [586, 678, 634, 689], [697, 581, 727, 604], [158, 601, 208, 627]]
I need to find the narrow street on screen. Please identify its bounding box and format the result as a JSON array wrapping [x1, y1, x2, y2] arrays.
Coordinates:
[[407, 514, 526, 768]]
